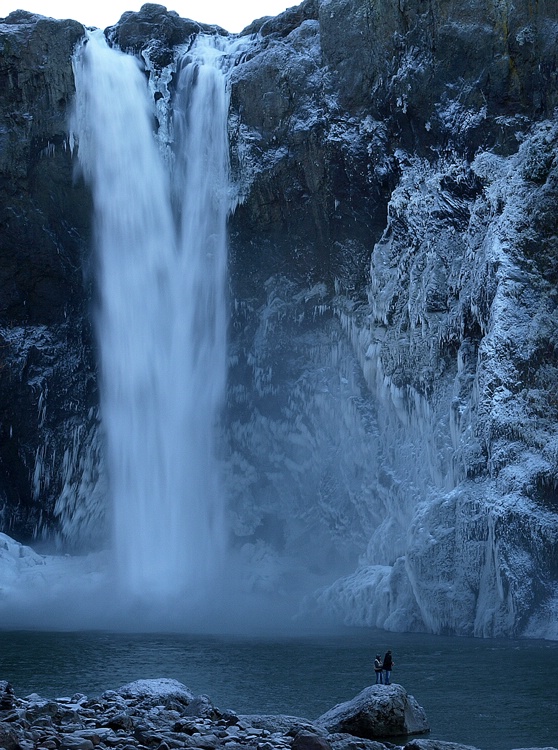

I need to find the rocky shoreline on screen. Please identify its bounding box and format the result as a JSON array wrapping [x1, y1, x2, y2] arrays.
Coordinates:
[[0, 678, 554, 750]]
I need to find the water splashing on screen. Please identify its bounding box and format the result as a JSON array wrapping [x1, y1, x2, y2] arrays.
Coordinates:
[[71, 31, 231, 605]]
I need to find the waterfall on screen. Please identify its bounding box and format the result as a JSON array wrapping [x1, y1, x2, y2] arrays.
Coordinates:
[[71, 30, 230, 604]]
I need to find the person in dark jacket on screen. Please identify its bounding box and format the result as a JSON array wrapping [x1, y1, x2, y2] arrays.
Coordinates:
[[382, 650, 394, 684], [374, 654, 383, 684]]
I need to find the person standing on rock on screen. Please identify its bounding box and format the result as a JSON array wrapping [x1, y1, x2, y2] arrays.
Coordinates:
[[374, 654, 383, 684], [382, 650, 394, 685]]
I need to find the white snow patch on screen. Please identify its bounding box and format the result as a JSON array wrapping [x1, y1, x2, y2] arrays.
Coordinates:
[[114, 678, 194, 702]]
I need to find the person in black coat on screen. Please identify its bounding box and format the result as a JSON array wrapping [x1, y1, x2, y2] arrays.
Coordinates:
[[374, 654, 383, 684], [382, 650, 394, 684]]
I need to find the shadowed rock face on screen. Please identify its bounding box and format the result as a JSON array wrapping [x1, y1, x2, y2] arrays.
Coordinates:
[[0, 11, 87, 324], [0, 678, 432, 750], [1, 1, 558, 636], [227, 0, 558, 296], [317, 684, 429, 738], [0, 11, 101, 544]]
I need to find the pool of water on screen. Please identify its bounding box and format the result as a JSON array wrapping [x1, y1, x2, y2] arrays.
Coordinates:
[[0, 628, 556, 750]]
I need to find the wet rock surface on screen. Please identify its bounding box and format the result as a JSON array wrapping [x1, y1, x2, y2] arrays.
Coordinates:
[[104, 3, 227, 68], [317, 686, 429, 739], [0, 679, 468, 750], [0, 11, 99, 544], [0, 678, 553, 750]]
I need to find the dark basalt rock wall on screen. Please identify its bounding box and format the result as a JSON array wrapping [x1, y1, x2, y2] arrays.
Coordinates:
[[0, 11, 98, 544], [228, 0, 558, 288]]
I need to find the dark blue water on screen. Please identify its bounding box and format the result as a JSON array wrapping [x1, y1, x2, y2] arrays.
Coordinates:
[[0, 628, 556, 750]]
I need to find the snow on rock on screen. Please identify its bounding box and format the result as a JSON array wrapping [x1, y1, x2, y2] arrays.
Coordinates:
[[225, 2, 558, 638], [111, 679, 195, 705], [0, 678, 436, 750], [317, 684, 429, 739], [404, 742, 482, 750], [310, 118, 558, 637], [0, 532, 46, 590]]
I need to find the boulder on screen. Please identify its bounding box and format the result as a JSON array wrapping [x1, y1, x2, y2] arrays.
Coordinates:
[[182, 694, 218, 719], [292, 730, 333, 750], [0, 721, 20, 750], [112, 679, 195, 707], [328, 734, 390, 750], [58, 735, 95, 750], [403, 741, 481, 750], [0, 681, 16, 711], [239, 715, 324, 737], [24, 697, 60, 722], [317, 685, 429, 739]]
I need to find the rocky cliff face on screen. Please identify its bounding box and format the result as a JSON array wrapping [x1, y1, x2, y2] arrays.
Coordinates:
[[1, 0, 558, 637], [0, 11, 104, 547], [225, 0, 558, 637]]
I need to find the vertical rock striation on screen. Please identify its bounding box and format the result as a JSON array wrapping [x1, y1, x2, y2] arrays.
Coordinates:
[[0, 11, 103, 547], [226, 0, 558, 636]]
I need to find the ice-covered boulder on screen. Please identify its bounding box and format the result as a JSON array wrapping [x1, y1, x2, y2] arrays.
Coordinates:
[[110, 678, 195, 706], [317, 684, 429, 739]]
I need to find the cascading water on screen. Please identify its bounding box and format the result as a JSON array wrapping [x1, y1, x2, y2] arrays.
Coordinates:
[[71, 30, 231, 604]]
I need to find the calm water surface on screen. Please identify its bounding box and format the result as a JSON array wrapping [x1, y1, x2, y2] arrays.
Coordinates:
[[0, 629, 556, 750]]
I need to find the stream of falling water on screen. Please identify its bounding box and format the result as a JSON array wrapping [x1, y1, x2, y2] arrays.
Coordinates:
[[71, 30, 232, 605]]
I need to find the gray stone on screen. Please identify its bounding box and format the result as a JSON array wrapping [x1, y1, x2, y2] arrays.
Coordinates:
[[292, 730, 333, 750], [107, 713, 134, 731], [239, 716, 323, 737], [113, 680, 194, 708], [0, 721, 20, 750], [58, 735, 95, 750], [24, 699, 60, 721], [328, 733, 388, 750], [0, 682, 16, 711], [403, 741, 482, 750], [182, 696, 218, 720], [317, 685, 429, 739]]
